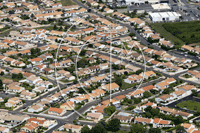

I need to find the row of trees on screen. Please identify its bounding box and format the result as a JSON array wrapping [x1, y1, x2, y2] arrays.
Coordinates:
[[81, 119, 121, 133], [81, 119, 178, 133]]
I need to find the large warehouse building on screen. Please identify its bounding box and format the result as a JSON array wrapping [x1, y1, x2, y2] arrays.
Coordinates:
[[149, 12, 181, 22]]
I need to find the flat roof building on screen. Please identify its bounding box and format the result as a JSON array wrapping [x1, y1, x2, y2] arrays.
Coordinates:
[[149, 12, 181, 22]]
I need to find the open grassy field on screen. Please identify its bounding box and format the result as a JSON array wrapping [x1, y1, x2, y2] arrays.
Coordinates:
[[150, 23, 185, 46], [57, 0, 76, 6], [162, 21, 200, 44], [177, 100, 200, 112], [151, 21, 200, 45]]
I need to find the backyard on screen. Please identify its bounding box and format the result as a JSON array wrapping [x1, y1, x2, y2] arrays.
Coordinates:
[[177, 100, 200, 112]]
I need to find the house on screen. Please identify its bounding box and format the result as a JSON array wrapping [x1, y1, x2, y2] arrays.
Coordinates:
[[15, 41, 27, 49], [60, 101, 75, 110], [4, 51, 18, 56], [142, 85, 155, 92], [82, 27, 95, 34], [176, 85, 196, 95], [124, 74, 143, 84], [48, 107, 66, 116], [126, 89, 144, 99], [86, 113, 103, 122], [175, 111, 193, 119], [35, 64, 47, 71], [5, 97, 22, 108], [140, 71, 156, 79], [155, 78, 176, 90], [91, 105, 107, 114], [137, 102, 157, 112], [181, 45, 193, 51], [181, 123, 195, 132], [113, 115, 133, 123], [99, 63, 109, 70], [159, 106, 176, 115], [171, 90, 185, 99], [155, 94, 174, 103], [28, 104, 44, 113], [101, 99, 120, 107], [20, 90, 36, 99], [30, 57, 43, 65], [20, 49, 31, 55], [134, 117, 152, 125], [26, 75, 42, 84], [57, 70, 70, 77], [21, 122, 39, 133], [88, 65, 100, 73], [7, 85, 25, 93], [86, 57, 96, 64], [27, 117, 56, 128], [153, 118, 171, 128], [62, 124, 82, 133], [100, 82, 119, 92], [104, 8, 114, 13], [0, 126, 10, 133]]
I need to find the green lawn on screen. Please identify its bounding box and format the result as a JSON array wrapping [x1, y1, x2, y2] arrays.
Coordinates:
[[56, 0, 76, 6], [150, 23, 185, 47], [177, 100, 200, 112], [120, 81, 136, 90], [162, 21, 200, 44]]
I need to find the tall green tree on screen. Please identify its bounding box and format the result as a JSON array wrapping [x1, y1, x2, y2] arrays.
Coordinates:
[[104, 106, 116, 116], [81, 125, 90, 133], [149, 128, 161, 133], [90, 123, 107, 133], [130, 124, 147, 133], [176, 125, 186, 133], [107, 118, 121, 132]]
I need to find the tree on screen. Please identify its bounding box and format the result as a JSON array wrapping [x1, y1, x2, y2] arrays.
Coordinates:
[[129, 33, 135, 37], [115, 77, 123, 87], [0, 71, 4, 76], [0, 79, 3, 91], [149, 128, 161, 133], [81, 125, 90, 133], [143, 91, 151, 98], [130, 124, 147, 133], [77, 58, 88, 68], [90, 123, 107, 133], [104, 106, 116, 116], [48, 85, 53, 89], [73, 80, 78, 84], [4, 97, 9, 103], [80, 50, 87, 56], [124, 71, 128, 75], [176, 125, 186, 133], [53, 25, 57, 30], [107, 118, 121, 132], [59, 26, 63, 31], [150, 108, 159, 117], [134, 98, 141, 104], [73, 120, 77, 124], [174, 116, 184, 125], [192, 90, 198, 97], [9, 10, 15, 14], [163, 88, 171, 94], [136, 69, 144, 75], [144, 106, 152, 112]]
